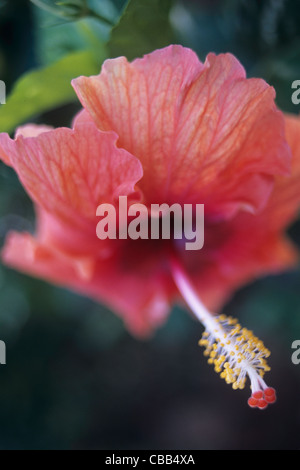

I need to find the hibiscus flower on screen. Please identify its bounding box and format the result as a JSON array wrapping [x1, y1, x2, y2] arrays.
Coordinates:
[[0, 46, 299, 409]]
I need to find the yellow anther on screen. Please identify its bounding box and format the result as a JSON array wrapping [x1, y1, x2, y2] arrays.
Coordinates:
[[198, 314, 272, 396]]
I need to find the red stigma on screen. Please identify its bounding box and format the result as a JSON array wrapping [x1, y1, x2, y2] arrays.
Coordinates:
[[248, 388, 277, 410]]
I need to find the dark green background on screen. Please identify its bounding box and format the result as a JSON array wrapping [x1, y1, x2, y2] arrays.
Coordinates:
[[0, 0, 300, 450]]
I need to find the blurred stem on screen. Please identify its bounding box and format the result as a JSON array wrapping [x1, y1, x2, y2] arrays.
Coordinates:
[[86, 11, 114, 27], [29, 0, 115, 26], [77, 20, 108, 53], [29, 0, 67, 18]]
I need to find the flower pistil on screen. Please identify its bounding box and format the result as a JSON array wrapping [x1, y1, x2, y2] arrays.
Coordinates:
[[170, 254, 277, 410]]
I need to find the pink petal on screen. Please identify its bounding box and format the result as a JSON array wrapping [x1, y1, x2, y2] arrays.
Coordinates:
[[0, 122, 143, 230], [15, 124, 53, 138], [2, 232, 173, 337], [73, 45, 291, 217]]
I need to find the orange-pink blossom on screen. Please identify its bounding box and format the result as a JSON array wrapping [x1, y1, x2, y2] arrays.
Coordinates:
[[0, 45, 298, 341]]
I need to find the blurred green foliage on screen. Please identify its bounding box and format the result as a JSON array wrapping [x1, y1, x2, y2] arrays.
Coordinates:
[[0, 50, 102, 133], [0, 0, 176, 132], [108, 0, 175, 59]]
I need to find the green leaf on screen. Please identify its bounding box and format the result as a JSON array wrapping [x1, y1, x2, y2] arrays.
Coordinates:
[[108, 0, 176, 60], [0, 49, 105, 134]]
